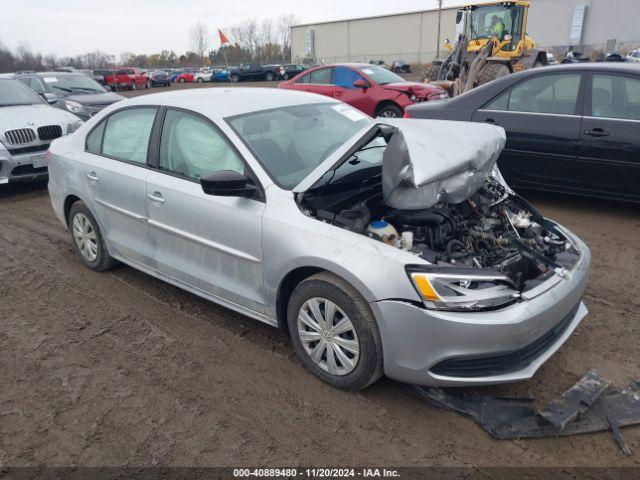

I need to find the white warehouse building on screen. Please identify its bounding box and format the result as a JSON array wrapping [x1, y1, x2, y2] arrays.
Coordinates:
[[291, 0, 640, 65]]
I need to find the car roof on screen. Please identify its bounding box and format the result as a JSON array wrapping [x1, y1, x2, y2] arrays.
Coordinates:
[[534, 63, 640, 74], [123, 87, 339, 118]]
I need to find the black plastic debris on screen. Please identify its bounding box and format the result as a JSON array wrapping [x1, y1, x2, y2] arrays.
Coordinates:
[[413, 371, 640, 454], [539, 369, 611, 429]]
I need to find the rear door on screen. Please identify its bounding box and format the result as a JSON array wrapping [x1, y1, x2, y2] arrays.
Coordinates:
[[577, 72, 640, 200], [472, 71, 585, 190], [82, 107, 158, 265], [331, 66, 377, 116], [293, 67, 334, 98], [145, 108, 266, 313]]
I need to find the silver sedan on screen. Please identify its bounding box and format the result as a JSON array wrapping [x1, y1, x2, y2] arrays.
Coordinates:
[[48, 88, 590, 390]]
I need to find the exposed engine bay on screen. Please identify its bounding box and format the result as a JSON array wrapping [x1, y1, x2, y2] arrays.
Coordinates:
[[301, 176, 580, 293]]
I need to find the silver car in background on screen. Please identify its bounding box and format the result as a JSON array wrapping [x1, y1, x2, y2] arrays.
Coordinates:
[[48, 88, 590, 390], [0, 78, 81, 184]]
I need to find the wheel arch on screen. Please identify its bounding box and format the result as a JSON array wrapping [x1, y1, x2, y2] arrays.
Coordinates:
[[63, 194, 83, 227], [274, 263, 377, 331]]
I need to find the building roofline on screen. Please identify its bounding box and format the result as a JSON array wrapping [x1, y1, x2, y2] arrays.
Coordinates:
[[292, 3, 465, 29]]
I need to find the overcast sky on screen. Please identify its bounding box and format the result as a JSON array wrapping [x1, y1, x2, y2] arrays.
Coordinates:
[[1, 0, 470, 57]]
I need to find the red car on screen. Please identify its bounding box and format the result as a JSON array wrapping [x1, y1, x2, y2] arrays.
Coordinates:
[[278, 63, 447, 118], [105, 67, 150, 91], [175, 71, 196, 83]]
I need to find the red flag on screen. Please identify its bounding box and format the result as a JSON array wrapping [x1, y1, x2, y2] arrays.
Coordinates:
[[218, 29, 231, 46]]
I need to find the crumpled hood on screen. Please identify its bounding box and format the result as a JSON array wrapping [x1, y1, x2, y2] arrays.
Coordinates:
[[382, 81, 444, 96], [381, 119, 506, 210], [64, 92, 124, 106], [0, 104, 79, 132]]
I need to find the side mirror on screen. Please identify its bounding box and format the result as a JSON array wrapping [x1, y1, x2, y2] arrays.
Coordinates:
[[353, 79, 371, 89], [201, 170, 258, 198], [43, 92, 57, 104]]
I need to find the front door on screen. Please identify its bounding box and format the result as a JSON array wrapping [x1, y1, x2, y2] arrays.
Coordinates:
[[146, 108, 266, 313], [82, 107, 158, 265], [472, 72, 584, 191], [577, 72, 640, 200], [331, 66, 377, 116]]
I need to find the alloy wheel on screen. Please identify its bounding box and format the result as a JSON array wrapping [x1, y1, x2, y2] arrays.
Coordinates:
[[72, 213, 98, 262], [297, 297, 360, 376]]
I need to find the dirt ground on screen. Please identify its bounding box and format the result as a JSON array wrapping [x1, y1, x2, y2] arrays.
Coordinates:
[[0, 80, 639, 470]]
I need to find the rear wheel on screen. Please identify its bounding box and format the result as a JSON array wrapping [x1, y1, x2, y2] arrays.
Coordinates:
[[477, 63, 511, 86], [130, 81, 136, 91], [231, 74, 240, 83], [265, 71, 275, 82], [179, 77, 185, 83], [376, 104, 402, 118], [287, 272, 383, 391], [68, 201, 117, 272], [197, 77, 204, 83]]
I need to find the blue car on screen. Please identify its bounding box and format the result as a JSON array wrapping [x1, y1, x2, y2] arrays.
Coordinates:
[[214, 69, 230, 82], [169, 70, 184, 83]]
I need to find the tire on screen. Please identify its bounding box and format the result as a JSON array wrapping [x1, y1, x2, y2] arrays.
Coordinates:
[[477, 63, 511, 86], [424, 61, 443, 82], [146, 81, 151, 89], [283, 73, 289, 80], [231, 74, 240, 83], [130, 82, 136, 91], [376, 104, 403, 118], [197, 77, 204, 83], [265, 71, 275, 82], [179, 78, 185, 83], [68, 201, 117, 272], [287, 272, 383, 391]]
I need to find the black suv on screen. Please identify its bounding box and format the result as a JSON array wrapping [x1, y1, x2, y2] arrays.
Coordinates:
[[228, 64, 281, 82]]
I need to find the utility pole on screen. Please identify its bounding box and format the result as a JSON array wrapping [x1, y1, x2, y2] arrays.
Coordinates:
[[436, 0, 444, 59]]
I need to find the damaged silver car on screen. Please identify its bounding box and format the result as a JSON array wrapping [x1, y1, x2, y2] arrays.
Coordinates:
[[48, 89, 590, 390]]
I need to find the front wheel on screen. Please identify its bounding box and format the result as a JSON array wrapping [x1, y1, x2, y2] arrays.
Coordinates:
[[130, 82, 136, 91], [477, 63, 511, 86], [265, 72, 274, 82], [376, 104, 402, 118], [179, 78, 185, 83], [287, 272, 383, 391], [231, 74, 240, 83], [68, 201, 117, 272], [197, 77, 204, 83]]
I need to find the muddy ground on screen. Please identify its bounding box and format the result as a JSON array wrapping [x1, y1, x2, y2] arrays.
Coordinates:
[[0, 80, 639, 470]]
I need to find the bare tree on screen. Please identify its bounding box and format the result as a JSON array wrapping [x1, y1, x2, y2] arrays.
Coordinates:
[[276, 14, 299, 63], [242, 19, 259, 61], [190, 22, 210, 65]]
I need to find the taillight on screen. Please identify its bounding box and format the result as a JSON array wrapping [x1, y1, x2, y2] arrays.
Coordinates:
[[403, 109, 412, 119]]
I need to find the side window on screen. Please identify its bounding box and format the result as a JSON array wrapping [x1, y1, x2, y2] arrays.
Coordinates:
[[333, 67, 364, 89], [296, 72, 311, 84], [102, 107, 157, 164], [308, 68, 333, 84], [592, 74, 640, 120], [86, 119, 106, 154], [484, 74, 581, 115], [159, 109, 244, 181], [484, 91, 510, 111]]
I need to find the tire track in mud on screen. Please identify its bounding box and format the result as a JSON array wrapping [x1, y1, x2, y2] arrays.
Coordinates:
[[1, 186, 639, 469]]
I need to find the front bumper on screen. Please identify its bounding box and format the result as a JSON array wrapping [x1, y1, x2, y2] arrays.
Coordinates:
[[371, 232, 591, 387], [0, 150, 48, 184]]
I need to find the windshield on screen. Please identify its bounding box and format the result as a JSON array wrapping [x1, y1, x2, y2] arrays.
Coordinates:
[[227, 103, 371, 189], [0, 79, 43, 107], [43, 74, 106, 95], [467, 4, 525, 50], [357, 65, 404, 85]]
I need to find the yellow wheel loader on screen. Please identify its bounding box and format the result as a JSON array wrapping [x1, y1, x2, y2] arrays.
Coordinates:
[[425, 1, 548, 96]]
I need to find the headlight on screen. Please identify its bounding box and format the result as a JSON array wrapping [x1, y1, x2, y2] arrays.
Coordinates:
[[66, 120, 83, 134], [64, 100, 84, 114], [407, 268, 520, 312]]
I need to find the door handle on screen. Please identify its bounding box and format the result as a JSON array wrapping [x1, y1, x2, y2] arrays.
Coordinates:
[[584, 128, 609, 137], [335, 90, 344, 97], [147, 192, 165, 204], [86, 172, 99, 182], [485, 118, 499, 126]]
